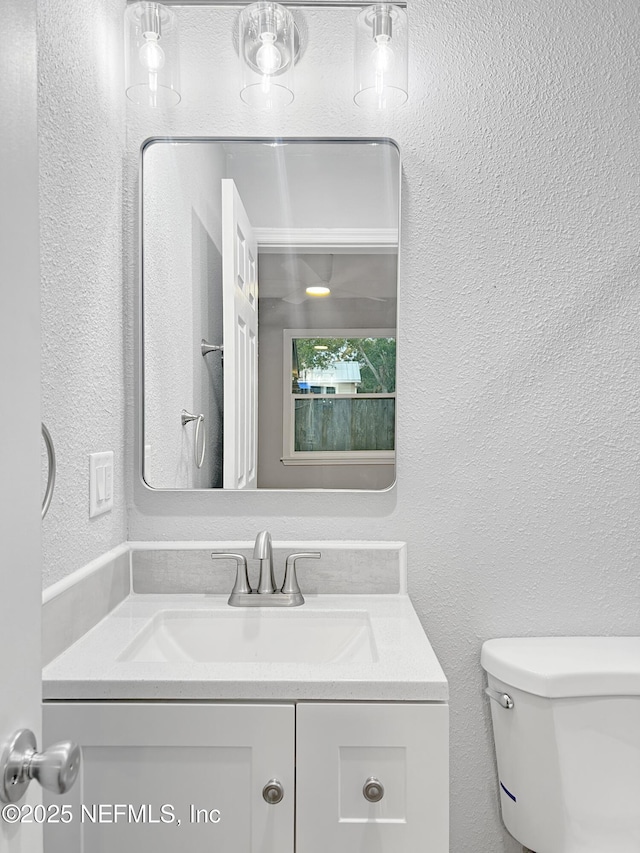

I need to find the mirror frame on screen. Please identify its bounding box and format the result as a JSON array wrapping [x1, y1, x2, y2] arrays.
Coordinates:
[[138, 136, 402, 494]]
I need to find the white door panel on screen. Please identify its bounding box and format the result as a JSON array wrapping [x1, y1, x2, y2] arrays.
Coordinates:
[[296, 703, 449, 853], [222, 179, 258, 489], [44, 703, 294, 853], [0, 0, 42, 850]]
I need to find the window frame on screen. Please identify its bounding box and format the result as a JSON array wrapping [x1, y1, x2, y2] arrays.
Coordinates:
[[281, 328, 396, 466]]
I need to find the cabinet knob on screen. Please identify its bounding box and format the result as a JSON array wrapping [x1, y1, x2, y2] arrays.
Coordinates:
[[363, 776, 385, 803], [1, 729, 81, 804], [262, 778, 284, 804]]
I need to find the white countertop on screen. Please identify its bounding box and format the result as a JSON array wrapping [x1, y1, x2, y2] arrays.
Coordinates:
[[43, 594, 448, 702]]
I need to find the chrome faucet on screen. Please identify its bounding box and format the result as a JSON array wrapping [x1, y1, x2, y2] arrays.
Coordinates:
[[211, 531, 321, 607], [253, 530, 277, 594]]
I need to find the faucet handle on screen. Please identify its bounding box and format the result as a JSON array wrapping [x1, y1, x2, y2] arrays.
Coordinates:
[[210, 553, 253, 598], [281, 552, 321, 603]]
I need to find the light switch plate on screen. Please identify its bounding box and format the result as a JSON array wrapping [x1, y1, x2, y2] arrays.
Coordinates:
[[89, 451, 114, 517]]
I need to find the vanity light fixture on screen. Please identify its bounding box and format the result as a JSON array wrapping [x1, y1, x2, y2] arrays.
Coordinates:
[[354, 3, 408, 109], [239, 1, 299, 108], [125, 1, 181, 107]]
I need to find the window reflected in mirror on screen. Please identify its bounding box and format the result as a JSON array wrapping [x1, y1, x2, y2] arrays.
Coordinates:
[[286, 333, 396, 461]]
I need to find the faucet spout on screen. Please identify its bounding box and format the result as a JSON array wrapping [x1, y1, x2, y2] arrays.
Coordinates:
[[253, 530, 276, 594]]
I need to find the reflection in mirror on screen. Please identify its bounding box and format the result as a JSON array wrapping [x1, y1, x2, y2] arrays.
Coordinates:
[[141, 139, 400, 491], [284, 330, 396, 464]]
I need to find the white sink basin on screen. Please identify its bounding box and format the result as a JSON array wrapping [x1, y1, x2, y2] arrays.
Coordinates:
[[119, 609, 377, 664]]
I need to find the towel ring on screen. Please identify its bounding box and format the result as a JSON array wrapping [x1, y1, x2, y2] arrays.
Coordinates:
[[41, 423, 56, 519], [181, 410, 206, 469]]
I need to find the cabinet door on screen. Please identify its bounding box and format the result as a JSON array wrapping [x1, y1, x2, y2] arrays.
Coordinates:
[[44, 703, 294, 853], [296, 703, 448, 853]]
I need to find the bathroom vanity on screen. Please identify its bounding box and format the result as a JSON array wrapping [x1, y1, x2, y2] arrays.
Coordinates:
[[42, 543, 448, 852]]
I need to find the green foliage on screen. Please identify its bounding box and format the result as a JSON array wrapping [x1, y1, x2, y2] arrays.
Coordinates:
[[293, 337, 396, 394]]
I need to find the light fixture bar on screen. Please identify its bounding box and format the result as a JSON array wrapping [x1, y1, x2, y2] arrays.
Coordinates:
[[126, 1, 407, 8]]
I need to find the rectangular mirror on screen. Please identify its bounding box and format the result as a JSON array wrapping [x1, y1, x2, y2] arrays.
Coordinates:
[[141, 138, 400, 491]]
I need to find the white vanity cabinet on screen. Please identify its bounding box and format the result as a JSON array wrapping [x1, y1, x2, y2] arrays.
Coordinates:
[[297, 703, 449, 852], [43, 703, 295, 853], [44, 700, 448, 853]]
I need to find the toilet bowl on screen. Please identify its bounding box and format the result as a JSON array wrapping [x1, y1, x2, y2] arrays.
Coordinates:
[[481, 637, 640, 853]]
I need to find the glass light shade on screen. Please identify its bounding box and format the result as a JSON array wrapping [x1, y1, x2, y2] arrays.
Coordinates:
[[240, 2, 297, 109], [354, 4, 408, 109], [125, 2, 181, 107]]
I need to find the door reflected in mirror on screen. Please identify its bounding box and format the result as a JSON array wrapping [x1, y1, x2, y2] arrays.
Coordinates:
[[141, 138, 400, 491]]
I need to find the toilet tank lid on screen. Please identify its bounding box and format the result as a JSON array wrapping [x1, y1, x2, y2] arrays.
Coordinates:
[[481, 637, 640, 698]]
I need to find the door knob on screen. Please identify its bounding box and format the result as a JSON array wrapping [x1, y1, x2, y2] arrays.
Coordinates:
[[0, 729, 81, 803]]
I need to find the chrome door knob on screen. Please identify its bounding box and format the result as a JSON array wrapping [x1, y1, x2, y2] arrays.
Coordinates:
[[1, 729, 81, 803], [363, 776, 384, 802], [262, 778, 284, 804]]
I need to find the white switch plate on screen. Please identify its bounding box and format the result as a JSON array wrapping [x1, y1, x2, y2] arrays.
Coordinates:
[[89, 451, 114, 517]]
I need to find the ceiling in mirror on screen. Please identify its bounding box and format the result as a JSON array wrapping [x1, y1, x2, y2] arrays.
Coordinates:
[[141, 138, 400, 491]]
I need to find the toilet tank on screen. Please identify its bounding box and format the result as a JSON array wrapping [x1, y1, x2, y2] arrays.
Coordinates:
[[481, 637, 640, 853]]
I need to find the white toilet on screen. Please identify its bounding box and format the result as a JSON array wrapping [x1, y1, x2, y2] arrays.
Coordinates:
[[481, 637, 640, 853]]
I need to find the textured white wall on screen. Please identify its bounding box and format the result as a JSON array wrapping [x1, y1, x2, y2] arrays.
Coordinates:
[[125, 2, 640, 851], [39, 0, 127, 587]]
